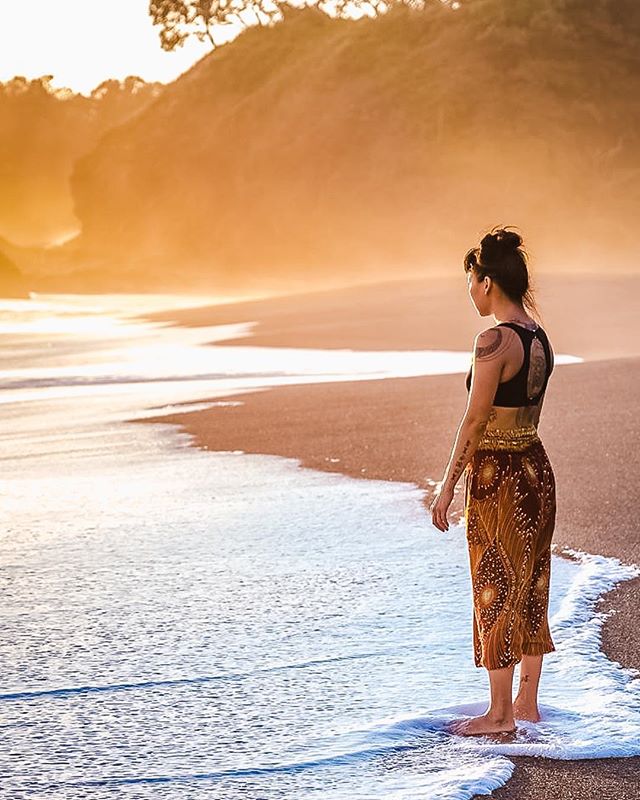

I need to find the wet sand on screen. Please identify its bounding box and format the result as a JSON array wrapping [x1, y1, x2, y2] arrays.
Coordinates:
[[130, 274, 640, 799]]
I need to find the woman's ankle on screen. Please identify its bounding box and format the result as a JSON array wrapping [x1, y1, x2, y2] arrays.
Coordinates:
[[514, 691, 538, 708], [487, 706, 515, 724]]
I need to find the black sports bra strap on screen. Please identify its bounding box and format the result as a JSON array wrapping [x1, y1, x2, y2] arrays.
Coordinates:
[[495, 321, 532, 368]]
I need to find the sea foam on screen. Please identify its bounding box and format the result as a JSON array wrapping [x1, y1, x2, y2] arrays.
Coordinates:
[[0, 293, 634, 799]]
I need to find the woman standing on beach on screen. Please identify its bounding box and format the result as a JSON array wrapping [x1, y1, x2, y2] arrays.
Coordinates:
[[429, 226, 557, 736]]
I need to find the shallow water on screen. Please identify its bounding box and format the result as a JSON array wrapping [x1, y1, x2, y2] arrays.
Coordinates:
[[0, 294, 637, 799]]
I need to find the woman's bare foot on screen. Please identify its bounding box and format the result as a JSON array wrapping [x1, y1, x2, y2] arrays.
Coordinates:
[[512, 700, 541, 722], [447, 712, 516, 737]]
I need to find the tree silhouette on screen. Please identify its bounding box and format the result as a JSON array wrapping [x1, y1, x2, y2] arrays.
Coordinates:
[[148, 0, 436, 48], [149, 0, 283, 50]]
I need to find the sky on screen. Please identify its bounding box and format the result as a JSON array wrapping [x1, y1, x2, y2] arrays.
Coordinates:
[[0, 0, 243, 95], [0, 0, 375, 95]]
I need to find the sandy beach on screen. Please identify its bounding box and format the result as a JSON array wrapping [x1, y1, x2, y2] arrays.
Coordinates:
[[132, 274, 640, 799]]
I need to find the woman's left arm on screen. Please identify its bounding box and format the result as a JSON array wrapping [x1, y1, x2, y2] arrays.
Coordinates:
[[429, 328, 507, 531]]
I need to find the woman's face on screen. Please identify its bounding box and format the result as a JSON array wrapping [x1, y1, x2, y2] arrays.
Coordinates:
[[467, 268, 491, 316]]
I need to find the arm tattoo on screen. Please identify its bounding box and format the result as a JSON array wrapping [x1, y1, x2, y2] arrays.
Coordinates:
[[475, 329, 507, 360], [446, 437, 472, 489]]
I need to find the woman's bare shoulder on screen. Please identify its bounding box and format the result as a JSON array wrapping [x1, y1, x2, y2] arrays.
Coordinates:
[[472, 326, 514, 358]]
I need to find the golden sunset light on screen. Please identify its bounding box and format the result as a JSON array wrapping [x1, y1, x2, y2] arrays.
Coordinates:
[[1, 2, 639, 797]]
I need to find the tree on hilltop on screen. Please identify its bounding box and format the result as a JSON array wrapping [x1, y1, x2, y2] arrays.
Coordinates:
[[149, 0, 283, 50], [148, 0, 436, 51]]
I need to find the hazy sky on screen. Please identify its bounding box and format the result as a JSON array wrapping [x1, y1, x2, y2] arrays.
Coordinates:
[[0, 0, 235, 94], [0, 1, 380, 94]]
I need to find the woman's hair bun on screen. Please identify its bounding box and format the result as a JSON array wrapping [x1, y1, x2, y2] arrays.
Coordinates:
[[479, 228, 522, 259], [464, 225, 535, 312]]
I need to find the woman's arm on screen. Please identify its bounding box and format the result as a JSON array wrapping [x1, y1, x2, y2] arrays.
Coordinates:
[[430, 327, 508, 530], [442, 328, 507, 486], [440, 415, 490, 491]]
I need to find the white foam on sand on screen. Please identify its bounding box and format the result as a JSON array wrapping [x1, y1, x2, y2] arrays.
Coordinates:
[[2, 442, 638, 799], [358, 544, 640, 784]]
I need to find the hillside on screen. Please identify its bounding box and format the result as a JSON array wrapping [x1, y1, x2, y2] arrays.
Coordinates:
[[0, 247, 29, 298], [0, 76, 164, 248], [20, 0, 640, 292]]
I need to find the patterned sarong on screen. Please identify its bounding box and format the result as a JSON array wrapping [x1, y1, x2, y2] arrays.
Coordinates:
[[463, 424, 557, 670]]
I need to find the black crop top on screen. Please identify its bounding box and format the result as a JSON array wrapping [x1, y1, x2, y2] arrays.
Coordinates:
[[465, 322, 553, 407]]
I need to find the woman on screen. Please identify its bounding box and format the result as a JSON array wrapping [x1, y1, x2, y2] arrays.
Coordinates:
[[429, 226, 557, 737]]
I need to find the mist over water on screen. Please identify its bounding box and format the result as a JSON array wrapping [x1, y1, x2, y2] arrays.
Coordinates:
[[1, 294, 637, 799]]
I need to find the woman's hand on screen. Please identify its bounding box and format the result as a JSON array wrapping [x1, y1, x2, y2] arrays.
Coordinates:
[[428, 482, 454, 532]]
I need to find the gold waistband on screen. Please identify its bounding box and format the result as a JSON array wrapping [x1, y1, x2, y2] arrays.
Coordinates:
[[477, 425, 540, 451]]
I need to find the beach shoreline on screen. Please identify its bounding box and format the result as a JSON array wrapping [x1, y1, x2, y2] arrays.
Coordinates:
[[127, 277, 640, 799]]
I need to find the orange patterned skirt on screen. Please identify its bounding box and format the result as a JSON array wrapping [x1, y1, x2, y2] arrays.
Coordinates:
[[463, 425, 557, 670]]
